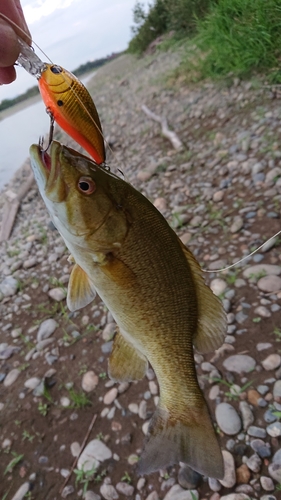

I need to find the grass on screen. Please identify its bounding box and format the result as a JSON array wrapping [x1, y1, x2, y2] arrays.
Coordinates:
[[38, 402, 48, 416], [22, 430, 35, 443], [121, 471, 132, 484], [67, 387, 92, 409], [212, 377, 254, 401], [195, 0, 281, 80], [74, 465, 97, 495], [273, 327, 281, 341], [4, 451, 24, 476]]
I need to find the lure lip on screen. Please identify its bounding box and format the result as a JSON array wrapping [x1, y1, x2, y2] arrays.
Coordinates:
[[17, 37, 47, 78]]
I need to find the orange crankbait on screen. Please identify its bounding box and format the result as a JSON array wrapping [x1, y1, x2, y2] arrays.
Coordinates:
[[38, 64, 105, 164], [15, 36, 105, 164]]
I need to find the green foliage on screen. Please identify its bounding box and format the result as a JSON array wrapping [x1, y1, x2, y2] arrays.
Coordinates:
[[195, 0, 281, 79], [74, 465, 97, 495], [128, 0, 212, 54], [4, 452, 24, 476], [0, 85, 39, 112]]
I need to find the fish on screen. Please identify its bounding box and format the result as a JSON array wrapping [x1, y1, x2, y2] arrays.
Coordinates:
[[38, 63, 105, 164], [29, 141, 226, 478]]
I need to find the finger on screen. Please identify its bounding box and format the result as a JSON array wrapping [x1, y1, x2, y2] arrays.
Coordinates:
[[0, 0, 31, 44], [0, 18, 19, 67], [0, 66, 17, 84]]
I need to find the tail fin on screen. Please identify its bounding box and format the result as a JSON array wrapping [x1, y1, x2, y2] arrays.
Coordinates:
[[137, 402, 223, 479]]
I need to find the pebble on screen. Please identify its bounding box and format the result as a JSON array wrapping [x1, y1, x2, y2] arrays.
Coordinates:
[[70, 441, 81, 457], [250, 439, 271, 458], [116, 483, 134, 496], [3, 368, 20, 387], [268, 462, 281, 482], [219, 450, 236, 488], [210, 278, 227, 296], [273, 380, 281, 398], [84, 493, 101, 500], [262, 354, 281, 371], [0, 276, 18, 297], [246, 453, 262, 473], [216, 403, 242, 435], [230, 216, 243, 233], [273, 448, 281, 464], [257, 343, 272, 351], [260, 476, 274, 491], [82, 371, 99, 392], [247, 425, 266, 438], [177, 464, 201, 489], [239, 401, 254, 430], [24, 377, 41, 390], [78, 439, 112, 471], [266, 422, 281, 437], [37, 318, 58, 341], [220, 495, 250, 500], [102, 323, 116, 341], [223, 354, 256, 374], [162, 485, 198, 500], [11, 482, 30, 500], [257, 275, 281, 293], [48, 287, 67, 301], [104, 387, 118, 405], [61, 486, 75, 498], [243, 264, 281, 278], [100, 484, 119, 500], [236, 463, 250, 484]]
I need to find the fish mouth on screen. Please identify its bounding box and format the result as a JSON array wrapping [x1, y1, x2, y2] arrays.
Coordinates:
[[29, 141, 67, 202]]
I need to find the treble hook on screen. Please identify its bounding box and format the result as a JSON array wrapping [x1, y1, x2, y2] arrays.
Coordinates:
[[42, 107, 55, 152]]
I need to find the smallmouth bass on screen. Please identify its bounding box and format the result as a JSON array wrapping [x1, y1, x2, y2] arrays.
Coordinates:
[[30, 141, 226, 478]]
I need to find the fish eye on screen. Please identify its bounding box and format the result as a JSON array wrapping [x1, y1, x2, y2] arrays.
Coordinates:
[[78, 177, 96, 195], [51, 65, 62, 74]]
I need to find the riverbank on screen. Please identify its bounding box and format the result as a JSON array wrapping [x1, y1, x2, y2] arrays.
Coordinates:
[[1, 49, 281, 499]]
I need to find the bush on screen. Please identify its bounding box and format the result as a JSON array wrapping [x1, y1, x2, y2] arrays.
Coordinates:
[[128, 0, 213, 54], [195, 0, 281, 78]]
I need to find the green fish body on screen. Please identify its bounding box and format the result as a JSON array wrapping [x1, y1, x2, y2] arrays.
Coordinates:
[[30, 141, 226, 478]]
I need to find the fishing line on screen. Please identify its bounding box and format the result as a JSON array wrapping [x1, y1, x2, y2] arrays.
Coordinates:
[[203, 229, 281, 273], [0, 13, 117, 165]]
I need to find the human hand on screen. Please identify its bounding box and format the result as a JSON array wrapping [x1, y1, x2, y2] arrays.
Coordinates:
[[0, 0, 31, 84]]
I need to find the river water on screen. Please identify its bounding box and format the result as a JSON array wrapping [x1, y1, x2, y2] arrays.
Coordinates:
[[0, 72, 95, 191]]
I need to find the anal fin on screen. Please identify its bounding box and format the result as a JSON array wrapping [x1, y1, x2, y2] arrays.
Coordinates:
[[108, 329, 148, 382]]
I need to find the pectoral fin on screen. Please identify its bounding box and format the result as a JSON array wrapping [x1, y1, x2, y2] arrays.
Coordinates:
[[108, 329, 148, 382], [178, 238, 226, 353], [67, 263, 96, 311]]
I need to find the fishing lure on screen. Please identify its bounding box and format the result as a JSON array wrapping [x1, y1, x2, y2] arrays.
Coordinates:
[[16, 36, 105, 164]]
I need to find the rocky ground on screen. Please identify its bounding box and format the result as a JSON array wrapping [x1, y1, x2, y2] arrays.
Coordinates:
[[1, 49, 281, 500]]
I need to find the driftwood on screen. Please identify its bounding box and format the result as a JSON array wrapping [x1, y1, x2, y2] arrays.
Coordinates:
[[141, 104, 184, 151], [0, 172, 34, 243]]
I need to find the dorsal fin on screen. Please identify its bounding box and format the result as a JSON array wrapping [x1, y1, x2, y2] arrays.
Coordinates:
[[178, 238, 226, 353]]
